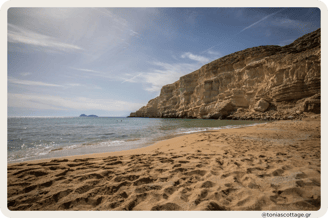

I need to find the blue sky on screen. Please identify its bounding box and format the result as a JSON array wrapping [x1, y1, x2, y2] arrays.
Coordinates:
[[7, 7, 320, 117]]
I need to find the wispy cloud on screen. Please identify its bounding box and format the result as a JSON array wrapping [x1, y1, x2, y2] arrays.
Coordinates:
[[71, 67, 143, 84], [66, 83, 81, 87], [70, 67, 107, 76], [8, 93, 66, 111], [237, 8, 286, 34], [8, 77, 62, 87], [206, 50, 222, 56], [8, 93, 144, 112], [200, 43, 225, 55], [8, 24, 83, 53], [138, 61, 201, 93], [8, 77, 103, 91], [181, 52, 210, 63], [91, 8, 128, 27], [129, 30, 139, 37], [70, 67, 124, 82], [64, 83, 102, 90], [121, 73, 143, 84], [19, 72, 31, 77], [116, 59, 209, 93], [271, 17, 315, 32], [271, 17, 300, 28]]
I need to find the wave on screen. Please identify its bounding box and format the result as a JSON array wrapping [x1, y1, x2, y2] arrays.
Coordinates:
[[179, 123, 266, 134]]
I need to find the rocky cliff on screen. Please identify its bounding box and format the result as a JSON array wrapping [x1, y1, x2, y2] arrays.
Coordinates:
[[130, 29, 321, 120]]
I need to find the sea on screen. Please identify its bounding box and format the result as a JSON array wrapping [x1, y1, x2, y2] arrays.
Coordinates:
[[7, 117, 266, 163]]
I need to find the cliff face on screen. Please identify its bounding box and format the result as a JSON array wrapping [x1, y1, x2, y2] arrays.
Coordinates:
[[131, 29, 320, 120]]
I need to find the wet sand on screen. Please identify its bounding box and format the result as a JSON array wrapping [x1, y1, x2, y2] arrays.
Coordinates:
[[7, 117, 321, 211]]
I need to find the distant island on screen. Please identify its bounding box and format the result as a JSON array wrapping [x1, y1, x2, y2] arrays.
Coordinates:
[[79, 114, 98, 117]]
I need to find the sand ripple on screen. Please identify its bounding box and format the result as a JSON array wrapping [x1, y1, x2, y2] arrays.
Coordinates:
[[7, 119, 320, 211]]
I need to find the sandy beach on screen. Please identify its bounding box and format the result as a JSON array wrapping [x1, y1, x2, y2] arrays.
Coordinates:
[[7, 117, 321, 211]]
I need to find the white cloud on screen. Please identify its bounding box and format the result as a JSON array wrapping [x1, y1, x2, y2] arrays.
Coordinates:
[[207, 50, 222, 56], [66, 83, 81, 87], [181, 52, 210, 63], [8, 8, 143, 61], [19, 72, 31, 76], [70, 63, 191, 92], [129, 30, 139, 37], [70, 67, 108, 76], [8, 77, 62, 87], [115, 60, 206, 93], [9, 76, 105, 91], [8, 24, 84, 53], [139, 61, 201, 93], [64, 83, 102, 90], [121, 73, 143, 84], [8, 93, 144, 112], [71, 68, 101, 73], [8, 93, 65, 110]]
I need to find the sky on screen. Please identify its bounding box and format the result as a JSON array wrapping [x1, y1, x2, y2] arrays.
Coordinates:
[[7, 7, 321, 117]]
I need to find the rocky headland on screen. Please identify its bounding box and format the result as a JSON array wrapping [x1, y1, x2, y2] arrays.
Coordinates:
[[130, 29, 320, 120]]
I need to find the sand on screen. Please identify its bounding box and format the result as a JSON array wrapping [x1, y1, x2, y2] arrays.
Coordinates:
[[7, 118, 321, 211]]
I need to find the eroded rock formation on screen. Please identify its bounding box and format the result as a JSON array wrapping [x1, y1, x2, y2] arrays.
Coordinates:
[[130, 29, 321, 120]]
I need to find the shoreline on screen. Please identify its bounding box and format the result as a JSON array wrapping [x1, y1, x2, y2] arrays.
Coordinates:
[[7, 120, 268, 165], [7, 118, 321, 210]]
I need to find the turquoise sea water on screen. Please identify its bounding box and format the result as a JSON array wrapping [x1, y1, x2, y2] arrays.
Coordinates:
[[7, 117, 266, 163]]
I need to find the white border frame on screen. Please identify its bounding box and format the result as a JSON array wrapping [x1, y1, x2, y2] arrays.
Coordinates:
[[1, 1, 326, 218]]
